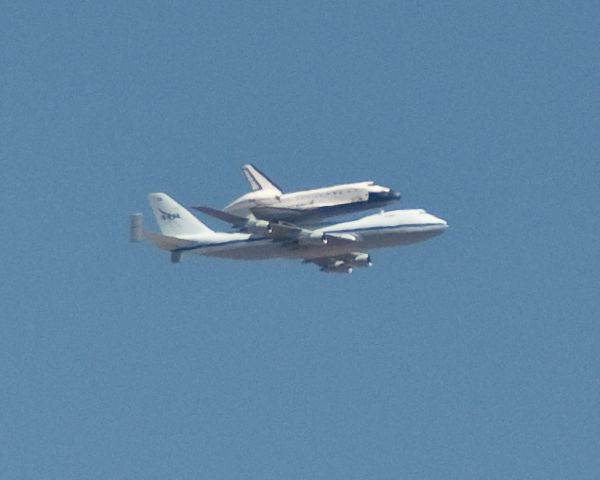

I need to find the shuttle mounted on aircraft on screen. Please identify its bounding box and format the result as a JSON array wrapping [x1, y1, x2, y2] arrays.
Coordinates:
[[130, 192, 447, 274], [210, 164, 401, 224]]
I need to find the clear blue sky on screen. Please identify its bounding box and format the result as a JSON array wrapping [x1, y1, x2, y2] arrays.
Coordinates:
[[3, 2, 599, 478]]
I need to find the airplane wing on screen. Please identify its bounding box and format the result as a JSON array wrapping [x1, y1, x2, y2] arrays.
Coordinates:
[[193, 205, 357, 244], [193, 206, 248, 227], [258, 222, 358, 244], [194, 204, 301, 238], [303, 252, 373, 273], [258, 221, 357, 244], [242, 164, 283, 194]]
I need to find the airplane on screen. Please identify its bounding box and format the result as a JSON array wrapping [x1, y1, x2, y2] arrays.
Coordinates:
[[208, 164, 401, 224], [130, 192, 448, 274]]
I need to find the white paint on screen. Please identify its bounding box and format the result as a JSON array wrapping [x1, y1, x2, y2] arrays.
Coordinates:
[[138, 193, 447, 273]]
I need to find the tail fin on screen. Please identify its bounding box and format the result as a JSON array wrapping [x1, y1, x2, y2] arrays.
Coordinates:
[[242, 164, 283, 193], [148, 193, 214, 237]]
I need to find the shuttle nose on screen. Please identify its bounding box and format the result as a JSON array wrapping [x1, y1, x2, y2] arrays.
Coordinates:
[[368, 189, 401, 203]]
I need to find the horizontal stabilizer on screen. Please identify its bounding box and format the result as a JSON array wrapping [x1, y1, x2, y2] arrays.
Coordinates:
[[143, 231, 198, 251]]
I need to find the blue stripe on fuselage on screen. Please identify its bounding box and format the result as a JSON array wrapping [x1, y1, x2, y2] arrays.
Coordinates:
[[173, 223, 443, 253], [325, 222, 444, 234]]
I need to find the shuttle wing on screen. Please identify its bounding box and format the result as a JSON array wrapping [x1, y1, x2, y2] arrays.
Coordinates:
[[250, 206, 304, 222]]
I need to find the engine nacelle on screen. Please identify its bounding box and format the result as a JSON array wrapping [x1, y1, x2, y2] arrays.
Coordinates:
[[320, 264, 353, 274], [245, 219, 272, 234], [298, 231, 328, 246], [351, 253, 373, 268]]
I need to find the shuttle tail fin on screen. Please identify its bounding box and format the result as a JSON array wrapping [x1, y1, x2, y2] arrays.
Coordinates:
[[242, 164, 283, 193], [148, 193, 214, 237]]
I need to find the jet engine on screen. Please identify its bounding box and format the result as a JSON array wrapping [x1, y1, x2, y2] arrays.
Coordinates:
[[318, 254, 372, 273], [320, 264, 353, 274], [351, 253, 373, 268], [298, 231, 328, 245], [244, 219, 272, 234]]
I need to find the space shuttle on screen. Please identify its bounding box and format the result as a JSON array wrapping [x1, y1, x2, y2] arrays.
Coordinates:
[[212, 164, 401, 224]]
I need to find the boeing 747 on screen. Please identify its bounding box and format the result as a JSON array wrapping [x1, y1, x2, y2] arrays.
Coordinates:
[[131, 192, 447, 274]]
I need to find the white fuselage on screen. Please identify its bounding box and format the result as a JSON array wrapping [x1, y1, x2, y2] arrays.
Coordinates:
[[224, 181, 400, 222], [173, 209, 447, 262]]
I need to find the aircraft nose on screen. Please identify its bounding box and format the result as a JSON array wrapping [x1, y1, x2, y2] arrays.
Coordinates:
[[435, 217, 448, 230], [426, 213, 448, 230], [389, 190, 402, 200]]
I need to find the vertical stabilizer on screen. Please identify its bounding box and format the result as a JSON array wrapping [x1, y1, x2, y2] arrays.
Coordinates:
[[148, 193, 214, 237], [242, 164, 283, 193]]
